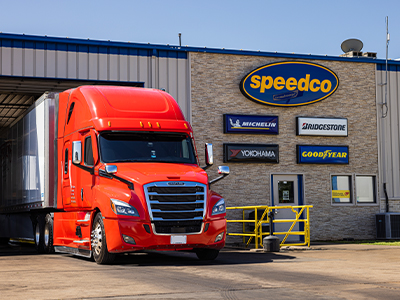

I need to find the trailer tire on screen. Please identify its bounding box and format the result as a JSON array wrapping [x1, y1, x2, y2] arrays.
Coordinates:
[[195, 249, 220, 261], [33, 215, 46, 254], [91, 213, 115, 264], [44, 214, 54, 254]]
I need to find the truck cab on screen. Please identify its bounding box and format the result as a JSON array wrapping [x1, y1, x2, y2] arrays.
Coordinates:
[[48, 86, 229, 264]]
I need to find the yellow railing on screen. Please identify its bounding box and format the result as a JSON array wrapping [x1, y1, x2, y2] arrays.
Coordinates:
[[226, 205, 313, 249]]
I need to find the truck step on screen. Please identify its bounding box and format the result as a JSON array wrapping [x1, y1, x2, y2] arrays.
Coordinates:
[[54, 246, 91, 258]]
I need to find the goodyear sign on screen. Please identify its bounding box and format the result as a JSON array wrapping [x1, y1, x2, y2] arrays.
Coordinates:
[[297, 145, 349, 164], [240, 61, 339, 107]]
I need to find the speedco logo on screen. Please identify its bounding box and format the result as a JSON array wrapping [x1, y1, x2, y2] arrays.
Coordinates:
[[240, 61, 339, 107]]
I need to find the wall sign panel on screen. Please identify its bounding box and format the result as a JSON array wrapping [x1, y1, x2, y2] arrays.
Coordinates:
[[297, 145, 349, 164], [224, 114, 278, 134], [224, 143, 279, 163], [297, 117, 348, 136]]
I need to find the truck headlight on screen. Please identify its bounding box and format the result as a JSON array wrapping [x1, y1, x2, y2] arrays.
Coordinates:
[[212, 199, 226, 215], [110, 199, 139, 217]]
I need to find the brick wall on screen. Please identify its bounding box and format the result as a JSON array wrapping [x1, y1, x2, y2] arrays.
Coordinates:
[[190, 52, 379, 241]]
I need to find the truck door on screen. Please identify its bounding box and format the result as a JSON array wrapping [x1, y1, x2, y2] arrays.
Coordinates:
[[62, 133, 93, 209], [79, 132, 96, 208], [62, 141, 71, 206]]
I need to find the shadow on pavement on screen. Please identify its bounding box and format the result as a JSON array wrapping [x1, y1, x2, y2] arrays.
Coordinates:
[[111, 249, 295, 267], [0, 241, 36, 256], [1, 241, 296, 266]]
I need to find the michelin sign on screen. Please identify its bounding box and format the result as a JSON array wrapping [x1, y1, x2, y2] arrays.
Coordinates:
[[240, 61, 339, 107], [224, 114, 278, 134]]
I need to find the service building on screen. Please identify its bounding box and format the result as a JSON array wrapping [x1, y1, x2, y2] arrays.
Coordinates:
[[0, 33, 399, 241]]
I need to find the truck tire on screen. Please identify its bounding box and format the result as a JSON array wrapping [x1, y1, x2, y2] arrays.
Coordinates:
[[44, 214, 54, 254], [0, 237, 10, 245], [33, 215, 46, 254], [91, 213, 115, 264], [195, 249, 220, 261]]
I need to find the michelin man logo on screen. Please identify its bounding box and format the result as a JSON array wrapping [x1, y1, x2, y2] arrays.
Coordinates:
[[229, 118, 241, 128]]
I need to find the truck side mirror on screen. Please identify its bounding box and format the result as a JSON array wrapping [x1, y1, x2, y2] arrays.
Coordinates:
[[209, 166, 230, 185], [72, 141, 82, 164], [203, 143, 213, 170], [105, 165, 117, 174], [218, 166, 230, 175]]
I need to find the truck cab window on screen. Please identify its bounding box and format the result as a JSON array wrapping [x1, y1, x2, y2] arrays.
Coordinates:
[[99, 132, 197, 164], [84, 136, 94, 166], [67, 102, 75, 124], [64, 148, 68, 174]]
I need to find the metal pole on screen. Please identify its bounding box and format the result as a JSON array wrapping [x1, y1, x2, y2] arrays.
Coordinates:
[[382, 17, 390, 212]]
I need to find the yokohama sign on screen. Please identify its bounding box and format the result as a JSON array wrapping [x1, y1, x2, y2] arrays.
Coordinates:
[[223, 143, 279, 163], [296, 117, 348, 136]]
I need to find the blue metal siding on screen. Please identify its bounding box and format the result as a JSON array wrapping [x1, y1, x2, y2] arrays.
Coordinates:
[[377, 63, 400, 71]]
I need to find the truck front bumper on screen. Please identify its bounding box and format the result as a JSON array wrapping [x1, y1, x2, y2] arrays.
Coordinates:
[[103, 218, 226, 253]]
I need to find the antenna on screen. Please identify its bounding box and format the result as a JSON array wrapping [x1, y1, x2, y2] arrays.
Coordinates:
[[178, 33, 181, 47], [341, 38, 363, 53]]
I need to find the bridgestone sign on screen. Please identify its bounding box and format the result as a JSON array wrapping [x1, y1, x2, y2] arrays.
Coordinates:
[[296, 117, 348, 137]]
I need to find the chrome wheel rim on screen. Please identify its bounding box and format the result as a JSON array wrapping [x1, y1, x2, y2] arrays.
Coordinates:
[[91, 222, 102, 256], [35, 223, 40, 245], [44, 225, 49, 247]]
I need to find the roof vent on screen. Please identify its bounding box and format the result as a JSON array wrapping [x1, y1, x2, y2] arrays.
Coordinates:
[[340, 51, 363, 58], [362, 52, 377, 58]]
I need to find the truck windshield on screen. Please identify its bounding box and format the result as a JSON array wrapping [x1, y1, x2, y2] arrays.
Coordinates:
[[99, 132, 197, 164]]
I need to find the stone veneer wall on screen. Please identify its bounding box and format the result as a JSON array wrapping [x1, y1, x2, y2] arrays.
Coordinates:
[[190, 52, 379, 241]]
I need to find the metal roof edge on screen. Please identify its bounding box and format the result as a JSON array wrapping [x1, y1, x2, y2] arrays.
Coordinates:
[[0, 32, 398, 65]]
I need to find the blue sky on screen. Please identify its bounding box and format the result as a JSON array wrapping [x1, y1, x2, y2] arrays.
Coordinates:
[[1, 0, 399, 59]]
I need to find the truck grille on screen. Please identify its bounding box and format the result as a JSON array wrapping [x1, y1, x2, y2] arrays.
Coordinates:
[[144, 181, 207, 234]]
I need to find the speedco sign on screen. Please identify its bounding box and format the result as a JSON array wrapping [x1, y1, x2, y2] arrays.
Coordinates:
[[240, 61, 339, 107]]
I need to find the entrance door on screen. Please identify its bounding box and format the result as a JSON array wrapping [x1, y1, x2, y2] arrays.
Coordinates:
[[272, 175, 302, 243]]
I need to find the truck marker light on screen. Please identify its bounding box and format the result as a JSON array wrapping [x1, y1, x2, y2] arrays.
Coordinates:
[[108, 121, 111, 127], [184, 123, 188, 129], [156, 122, 160, 128], [148, 122, 152, 128], [140, 121, 144, 128]]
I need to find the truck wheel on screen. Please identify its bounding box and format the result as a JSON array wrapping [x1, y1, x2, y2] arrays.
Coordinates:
[[91, 213, 115, 264], [0, 237, 9, 245], [44, 214, 54, 254], [195, 249, 220, 261], [33, 215, 46, 254]]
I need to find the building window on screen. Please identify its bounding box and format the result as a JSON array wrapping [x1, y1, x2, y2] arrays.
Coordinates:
[[331, 175, 352, 204], [356, 175, 376, 203]]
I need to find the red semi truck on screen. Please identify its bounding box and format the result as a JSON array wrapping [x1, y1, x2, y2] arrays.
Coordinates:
[[0, 86, 229, 264]]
